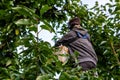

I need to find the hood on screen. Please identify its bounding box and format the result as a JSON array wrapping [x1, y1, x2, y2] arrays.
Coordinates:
[[72, 27, 88, 35]]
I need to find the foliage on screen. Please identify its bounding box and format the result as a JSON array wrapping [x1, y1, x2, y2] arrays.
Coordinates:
[[0, 0, 120, 80]]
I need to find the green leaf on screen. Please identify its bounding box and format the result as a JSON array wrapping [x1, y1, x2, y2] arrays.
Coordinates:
[[40, 5, 51, 16], [59, 72, 71, 80], [116, 10, 120, 14], [0, 10, 6, 17], [6, 60, 12, 67], [12, 6, 40, 22], [40, 20, 55, 32], [100, 41, 107, 45], [40, 25, 52, 32], [12, 6, 22, 10], [70, 76, 79, 80], [59, 72, 79, 80], [28, 25, 37, 32], [115, 0, 120, 2], [36, 75, 49, 80], [15, 19, 33, 25]]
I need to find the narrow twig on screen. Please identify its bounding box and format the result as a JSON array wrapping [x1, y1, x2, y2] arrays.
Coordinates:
[[110, 40, 120, 65], [36, 24, 42, 42]]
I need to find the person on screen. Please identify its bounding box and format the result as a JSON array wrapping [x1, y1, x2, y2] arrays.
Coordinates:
[[55, 17, 98, 71]]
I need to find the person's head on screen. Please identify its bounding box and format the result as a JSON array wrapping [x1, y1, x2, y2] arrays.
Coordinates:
[[68, 17, 81, 30]]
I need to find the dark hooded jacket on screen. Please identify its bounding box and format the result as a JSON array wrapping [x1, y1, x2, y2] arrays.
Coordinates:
[[55, 27, 98, 66]]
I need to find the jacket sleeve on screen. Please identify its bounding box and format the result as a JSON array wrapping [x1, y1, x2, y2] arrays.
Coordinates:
[[55, 31, 76, 47]]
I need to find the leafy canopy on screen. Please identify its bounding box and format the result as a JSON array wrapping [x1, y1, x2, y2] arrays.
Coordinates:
[[0, 0, 120, 79]]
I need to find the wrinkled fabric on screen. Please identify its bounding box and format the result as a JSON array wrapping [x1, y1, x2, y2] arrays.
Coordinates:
[[55, 27, 98, 69], [79, 61, 96, 71]]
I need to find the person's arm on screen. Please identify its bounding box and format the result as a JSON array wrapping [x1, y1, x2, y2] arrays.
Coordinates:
[[55, 31, 76, 47]]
